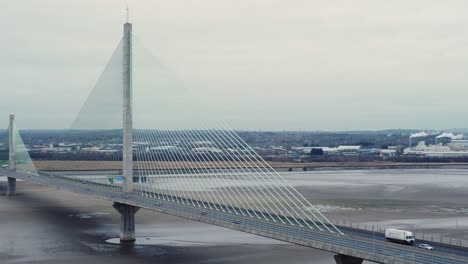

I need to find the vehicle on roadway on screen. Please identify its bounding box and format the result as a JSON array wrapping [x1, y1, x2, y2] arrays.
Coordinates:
[[385, 228, 415, 245], [418, 243, 434, 250]]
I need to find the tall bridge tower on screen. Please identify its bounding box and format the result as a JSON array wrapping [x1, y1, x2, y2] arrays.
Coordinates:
[[122, 21, 133, 194], [113, 20, 140, 243], [7, 113, 16, 196]]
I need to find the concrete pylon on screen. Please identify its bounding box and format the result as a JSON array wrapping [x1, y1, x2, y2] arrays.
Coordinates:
[[114, 20, 138, 244], [7, 113, 16, 196], [122, 21, 133, 193], [334, 254, 363, 264], [113, 202, 140, 242], [7, 177, 16, 196]]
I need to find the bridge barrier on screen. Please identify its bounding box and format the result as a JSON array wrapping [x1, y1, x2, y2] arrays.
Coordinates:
[[330, 218, 468, 249]]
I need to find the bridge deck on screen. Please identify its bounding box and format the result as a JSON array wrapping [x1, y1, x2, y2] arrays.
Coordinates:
[[1, 168, 467, 264]]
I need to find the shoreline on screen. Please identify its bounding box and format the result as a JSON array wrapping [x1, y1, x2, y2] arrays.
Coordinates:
[[30, 160, 468, 171], [269, 162, 468, 171]]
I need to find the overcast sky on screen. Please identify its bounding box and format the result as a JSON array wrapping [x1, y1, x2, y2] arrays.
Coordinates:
[[2, 1, 468, 131]]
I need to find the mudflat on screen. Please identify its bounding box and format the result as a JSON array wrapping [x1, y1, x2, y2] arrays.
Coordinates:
[[2, 167, 467, 263], [0, 179, 335, 264]]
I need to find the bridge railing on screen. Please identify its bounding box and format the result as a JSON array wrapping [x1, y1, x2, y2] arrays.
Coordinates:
[[414, 233, 467, 248], [330, 218, 468, 249]]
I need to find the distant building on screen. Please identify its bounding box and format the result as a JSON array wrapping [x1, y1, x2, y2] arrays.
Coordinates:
[[337, 145, 361, 155], [291, 146, 338, 155], [380, 149, 397, 156], [337, 145, 361, 151], [45, 143, 73, 152], [357, 148, 380, 155], [448, 140, 468, 151], [404, 141, 468, 157]]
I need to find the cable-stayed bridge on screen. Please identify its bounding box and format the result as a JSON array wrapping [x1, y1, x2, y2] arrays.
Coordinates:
[[2, 22, 468, 264]]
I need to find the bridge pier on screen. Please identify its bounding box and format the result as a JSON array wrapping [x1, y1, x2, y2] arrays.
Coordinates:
[[333, 254, 363, 264], [113, 202, 140, 242], [7, 177, 16, 196]]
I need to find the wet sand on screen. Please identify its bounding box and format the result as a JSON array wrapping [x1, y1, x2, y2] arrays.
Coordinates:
[[2, 167, 467, 263], [284, 169, 468, 239], [0, 180, 336, 264]]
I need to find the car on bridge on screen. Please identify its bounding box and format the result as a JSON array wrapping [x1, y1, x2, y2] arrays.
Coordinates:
[[418, 243, 434, 250]]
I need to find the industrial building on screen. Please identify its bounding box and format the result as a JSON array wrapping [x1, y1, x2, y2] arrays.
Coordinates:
[[404, 133, 468, 157]]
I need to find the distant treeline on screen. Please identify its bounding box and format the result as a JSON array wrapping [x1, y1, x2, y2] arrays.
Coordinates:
[[238, 131, 413, 149]]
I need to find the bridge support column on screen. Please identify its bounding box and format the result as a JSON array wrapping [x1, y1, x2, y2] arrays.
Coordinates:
[[113, 202, 140, 242], [7, 177, 16, 196], [333, 254, 363, 264]]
